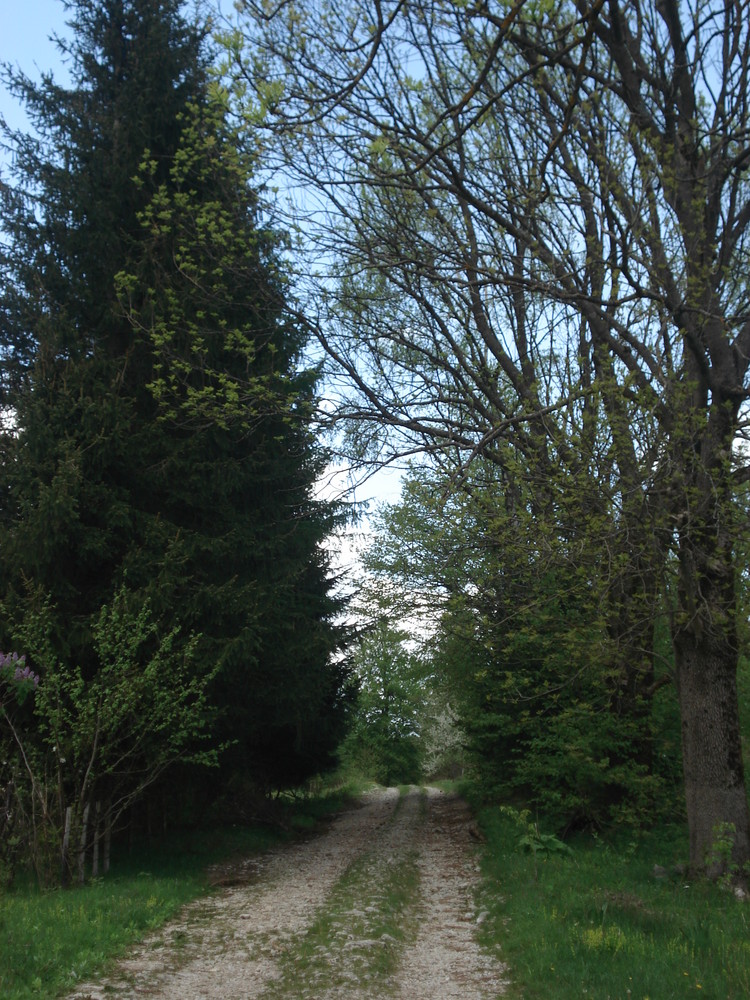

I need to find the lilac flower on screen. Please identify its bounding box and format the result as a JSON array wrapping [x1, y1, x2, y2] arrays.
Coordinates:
[[0, 651, 39, 689], [13, 665, 40, 688]]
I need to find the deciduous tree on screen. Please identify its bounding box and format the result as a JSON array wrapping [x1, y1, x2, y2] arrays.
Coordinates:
[[232, 0, 750, 871]]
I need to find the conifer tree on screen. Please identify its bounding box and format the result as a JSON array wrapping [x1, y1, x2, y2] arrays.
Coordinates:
[[0, 0, 349, 818]]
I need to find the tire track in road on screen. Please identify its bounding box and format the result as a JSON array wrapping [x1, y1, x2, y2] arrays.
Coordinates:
[[392, 787, 508, 1000]]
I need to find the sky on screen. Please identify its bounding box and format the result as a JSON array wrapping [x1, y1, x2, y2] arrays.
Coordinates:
[[1, 0, 72, 135]]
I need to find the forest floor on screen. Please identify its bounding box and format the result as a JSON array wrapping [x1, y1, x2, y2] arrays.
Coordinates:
[[66, 786, 508, 999]]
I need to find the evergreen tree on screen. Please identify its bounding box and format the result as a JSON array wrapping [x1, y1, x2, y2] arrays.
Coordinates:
[[366, 463, 683, 829], [0, 0, 349, 827]]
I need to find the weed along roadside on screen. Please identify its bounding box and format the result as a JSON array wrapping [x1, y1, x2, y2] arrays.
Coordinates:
[[474, 802, 750, 999]]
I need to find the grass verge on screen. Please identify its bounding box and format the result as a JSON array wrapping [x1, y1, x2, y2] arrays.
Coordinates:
[[0, 781, 361, 1000], [475, 805, 750, 1000]]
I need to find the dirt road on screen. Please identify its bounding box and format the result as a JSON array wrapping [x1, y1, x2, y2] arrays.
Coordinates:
[[68, 787, 508, 999]]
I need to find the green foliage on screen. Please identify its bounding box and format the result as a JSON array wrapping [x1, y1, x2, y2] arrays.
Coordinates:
[[738, 656, 750, 784], [338, 623, 425, 786], [369, 463, 682, 829], [340, 721, 423, 788], [34, 585, 216, 770], [705, 821, 750, 888], [0, 0, 214, 669], [116, 98, 305, 434], [0, 653, 41, 886], [0, 0, 351, 879], [1, 586, 217, 885], [500, 806, 574, 859], [475, 806, 750, 999]]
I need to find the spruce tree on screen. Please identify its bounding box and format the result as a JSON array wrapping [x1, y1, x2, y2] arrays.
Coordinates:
[[0, 0, 350, 813]]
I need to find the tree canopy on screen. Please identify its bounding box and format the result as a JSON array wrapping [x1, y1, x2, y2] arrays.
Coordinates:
[[230, 0, 750, 873]]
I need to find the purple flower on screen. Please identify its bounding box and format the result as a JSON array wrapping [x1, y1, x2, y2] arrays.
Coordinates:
[[1, 652, 24, 670], [1, 652, 38, 689]]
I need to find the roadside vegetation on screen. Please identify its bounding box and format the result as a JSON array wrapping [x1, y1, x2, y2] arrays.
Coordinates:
[[0, 782, 361, 1000], [474, 799, 750, 1000]]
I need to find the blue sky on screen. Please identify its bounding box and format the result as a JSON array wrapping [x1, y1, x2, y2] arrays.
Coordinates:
[[1, 0, 72, 135]]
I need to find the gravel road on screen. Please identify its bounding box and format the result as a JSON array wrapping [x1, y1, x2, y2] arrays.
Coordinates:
[[68, 787, 508, 999]]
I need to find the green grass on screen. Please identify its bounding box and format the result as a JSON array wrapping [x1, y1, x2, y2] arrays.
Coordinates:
[[475, 806, 750, 1000], [1, 864, 209, 999], [0, 782, 360, 1000]]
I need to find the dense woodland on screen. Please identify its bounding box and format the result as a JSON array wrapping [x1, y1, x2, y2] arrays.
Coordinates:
[[1, 0, 750, 890]]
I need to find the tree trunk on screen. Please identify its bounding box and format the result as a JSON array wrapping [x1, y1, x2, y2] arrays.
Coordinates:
[[61, 805, 72, 887], [673, 485, 750, 876], [674, 629, 750, 875], [103, 807, 112, 875], [91, 800, 101, 878], [78, 801, 90, 885]]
